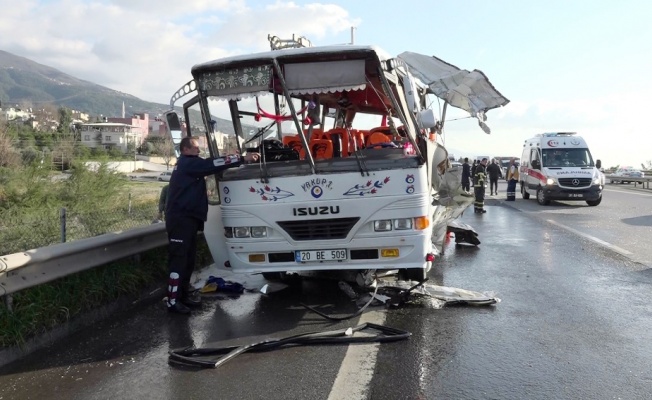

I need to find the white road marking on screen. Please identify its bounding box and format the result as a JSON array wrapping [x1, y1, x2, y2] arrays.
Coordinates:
[[328, 310, 386, 400], [603, 187, 652, 197], [546, 219, 633, 256]]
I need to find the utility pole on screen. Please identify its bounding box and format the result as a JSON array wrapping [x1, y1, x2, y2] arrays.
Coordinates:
[[134, 137, 138, 173]]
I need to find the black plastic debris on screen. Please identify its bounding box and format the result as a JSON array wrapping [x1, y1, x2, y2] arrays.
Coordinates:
[[168, 323, 410, 369], [447, 220, 481, 246]]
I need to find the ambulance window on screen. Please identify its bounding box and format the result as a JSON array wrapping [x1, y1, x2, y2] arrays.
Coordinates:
[[530, 149, 540, 168]]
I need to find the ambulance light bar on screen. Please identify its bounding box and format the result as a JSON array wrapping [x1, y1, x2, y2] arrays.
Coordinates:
[[537, 132, 577, 137]]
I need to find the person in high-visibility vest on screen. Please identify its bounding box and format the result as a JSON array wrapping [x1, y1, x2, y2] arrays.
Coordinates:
[[473, 158, 488, 213], [506, 158, 520, 201]]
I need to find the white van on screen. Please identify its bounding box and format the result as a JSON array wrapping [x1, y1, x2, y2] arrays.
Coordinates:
[[519, 132, 603, 206]]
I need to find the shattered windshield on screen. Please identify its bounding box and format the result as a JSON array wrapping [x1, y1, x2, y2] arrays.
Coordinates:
[[205, 93, 406, 159], [542, 148, 594, 167]]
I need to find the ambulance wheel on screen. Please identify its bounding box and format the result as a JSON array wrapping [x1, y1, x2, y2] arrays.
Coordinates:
[[521, 184, 530, 199], [586, 196, 602, 206], [536, 188, 550, 205]]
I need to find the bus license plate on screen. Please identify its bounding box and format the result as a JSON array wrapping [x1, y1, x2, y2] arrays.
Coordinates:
[[295, 249, 347, 262], [568, 193, 583, 198]]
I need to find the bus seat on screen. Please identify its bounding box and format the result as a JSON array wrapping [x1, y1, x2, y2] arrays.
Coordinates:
[[309, 138, 333, 160], [364, 128, 391, 146], [326, 128, 350, 157], [369, 126, 393, 136], [367, 131, 392, 148], [282, 135, 298, 146], [283, 135, 305, 159], [330, 134, 343, 158], [303, 128, 323, 142], [356, 130, 369, 148], [348, 129, 364, 153]]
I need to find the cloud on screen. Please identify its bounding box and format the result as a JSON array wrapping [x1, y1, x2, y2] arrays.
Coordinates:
[[0, 0, 357, 104]]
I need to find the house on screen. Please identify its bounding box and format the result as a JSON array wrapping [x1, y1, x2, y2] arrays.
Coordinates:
[[2, 107, 32, 122], [79, 122, 141, 152], [107, 112, 150, 141]]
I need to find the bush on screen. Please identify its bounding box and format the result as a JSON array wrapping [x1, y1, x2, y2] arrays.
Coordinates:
[[0, 131, 214, 348]]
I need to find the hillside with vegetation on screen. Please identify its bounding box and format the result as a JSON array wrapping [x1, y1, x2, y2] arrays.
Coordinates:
[[0, 49, 242, 135]]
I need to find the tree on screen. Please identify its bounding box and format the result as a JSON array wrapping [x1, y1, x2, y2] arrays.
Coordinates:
[[57, 107, 73, 135], [150, 136, 176, 170], [0, 123, 21, 167], [21, 147, 40, 165]]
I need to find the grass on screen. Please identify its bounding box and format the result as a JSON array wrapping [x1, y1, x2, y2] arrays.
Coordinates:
[[124, 179, 165, 202]]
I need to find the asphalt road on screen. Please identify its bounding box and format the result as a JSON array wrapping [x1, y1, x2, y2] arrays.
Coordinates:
[[0, 181, 650, 399]]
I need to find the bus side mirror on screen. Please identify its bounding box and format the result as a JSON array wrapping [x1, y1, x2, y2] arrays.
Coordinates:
[[596, 159, 602, 169], [164, 111, 183, 157]]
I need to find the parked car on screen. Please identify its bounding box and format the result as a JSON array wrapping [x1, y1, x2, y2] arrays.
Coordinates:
[[610, 167, 644, 184], [158, 171, 173, 182]]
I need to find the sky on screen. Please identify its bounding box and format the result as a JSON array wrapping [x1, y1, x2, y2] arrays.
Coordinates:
[[0, 0, 651, 168]]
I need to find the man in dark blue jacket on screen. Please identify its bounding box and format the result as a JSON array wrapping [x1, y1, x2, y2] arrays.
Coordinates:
[[461, 157, 471, 191], [165, 137, 259, 314]]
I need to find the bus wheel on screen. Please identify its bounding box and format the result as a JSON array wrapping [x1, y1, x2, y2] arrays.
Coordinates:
[[521, 184, 530, 199], [262, 272, 282, 281], [400, 267, 427, 282]]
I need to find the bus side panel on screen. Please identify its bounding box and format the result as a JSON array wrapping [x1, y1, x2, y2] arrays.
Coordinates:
[[203, 204, 229, 271]]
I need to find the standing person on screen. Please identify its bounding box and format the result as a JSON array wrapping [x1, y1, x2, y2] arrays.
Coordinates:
[[461, 157, 471, 192], [506, 158, 519, 201], [165, 137, 260, 314], [486, 159, 503, 196], [473, 158, 488, 213], [156, 183, 169, 222]]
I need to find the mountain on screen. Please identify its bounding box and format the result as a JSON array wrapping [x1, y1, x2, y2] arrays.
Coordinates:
[[0, 49, 173, 117], [0, 49, 240, 135]]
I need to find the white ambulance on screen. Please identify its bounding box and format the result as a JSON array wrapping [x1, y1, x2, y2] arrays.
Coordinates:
[[519, 132, 603, 206]]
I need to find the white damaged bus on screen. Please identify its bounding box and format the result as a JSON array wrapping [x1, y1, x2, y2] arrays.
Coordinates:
[[163, 37, 508, 281]]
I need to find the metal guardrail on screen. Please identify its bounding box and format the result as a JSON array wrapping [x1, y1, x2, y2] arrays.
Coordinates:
[[604, 175, 652, 189], [0, 223, 167, 296]]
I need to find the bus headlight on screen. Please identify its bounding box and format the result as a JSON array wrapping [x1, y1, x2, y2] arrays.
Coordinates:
[[374, 220, 393, 232], [546, 177, 556, 185], [250, 226, 268, 238], [374, 216, 429, 231], [393, 218, 413, 230], [226, 226, 268, 238], [233, 227, 251, 238], [593, 177, 601, 184]]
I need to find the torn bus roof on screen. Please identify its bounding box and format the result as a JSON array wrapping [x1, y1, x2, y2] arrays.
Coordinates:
[[398, 51, 510, 117]]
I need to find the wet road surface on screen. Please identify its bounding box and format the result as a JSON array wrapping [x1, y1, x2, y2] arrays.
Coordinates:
[[0, 187, 651, 400]]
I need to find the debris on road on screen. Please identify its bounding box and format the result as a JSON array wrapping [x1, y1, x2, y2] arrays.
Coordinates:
[[168, 322, 410, 369]]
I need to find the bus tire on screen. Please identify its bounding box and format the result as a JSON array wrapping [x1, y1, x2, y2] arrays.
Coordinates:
[[262, 272, 287, 281], [401, 267, 427, 282]]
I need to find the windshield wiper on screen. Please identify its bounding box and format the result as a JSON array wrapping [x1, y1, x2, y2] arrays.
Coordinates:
[[345, 125, 369, 176], [244, 121, 276, 184]]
